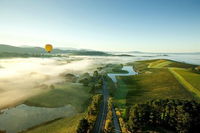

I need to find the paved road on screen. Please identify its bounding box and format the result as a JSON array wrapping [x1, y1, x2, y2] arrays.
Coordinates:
[[112, 105, 121, 133], [93, 79, 121, 133], [92, 80, 109, 133]]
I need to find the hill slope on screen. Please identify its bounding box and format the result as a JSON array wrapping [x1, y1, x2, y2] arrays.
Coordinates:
[[0, 44, 110, 56]]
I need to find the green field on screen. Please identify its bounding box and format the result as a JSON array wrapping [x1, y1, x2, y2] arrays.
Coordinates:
[[23, 113, 84, 133], [113, 59, 199, 107], [169, 68, 200, 98], [23, 82, 91, 133], [148, 59, 172, 68], [130, 59, 196, 72], [25, 82, 92, 112]]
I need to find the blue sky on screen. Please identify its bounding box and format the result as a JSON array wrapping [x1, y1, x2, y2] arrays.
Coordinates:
[[0, 0, 200, 52]]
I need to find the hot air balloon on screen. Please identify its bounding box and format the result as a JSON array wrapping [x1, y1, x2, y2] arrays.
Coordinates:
[[45, 44, 53, 53]]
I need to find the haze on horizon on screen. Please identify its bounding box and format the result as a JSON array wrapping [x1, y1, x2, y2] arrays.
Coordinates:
[[0, 0, 200, 52]]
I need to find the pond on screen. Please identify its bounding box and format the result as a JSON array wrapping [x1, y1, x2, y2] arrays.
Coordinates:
[[107, 66, 138, 82], [0, 104, 76, 133]]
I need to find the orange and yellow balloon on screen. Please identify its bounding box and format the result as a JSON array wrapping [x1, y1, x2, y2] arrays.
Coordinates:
[[45, 44, 53, 53]]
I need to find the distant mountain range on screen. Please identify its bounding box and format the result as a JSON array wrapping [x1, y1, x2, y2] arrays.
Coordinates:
[[0, 44, 110, 56], [127, 51, 200, 54], [0, 44, 199, 58]]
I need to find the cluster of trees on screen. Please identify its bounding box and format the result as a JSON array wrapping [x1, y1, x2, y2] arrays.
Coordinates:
[[79, 71, 103, 92], [71, 50, 110, 56], [127, 99, 200, 133], [77, 94, 102, 133], [63, 73, 77, 82], [115, 109, 128, 133], [104, 98, 113, 133], [194, 66, 200, 73], [0, 52, 38, 58], [0, 52, 62, 58], [100, 64, 125, 73]]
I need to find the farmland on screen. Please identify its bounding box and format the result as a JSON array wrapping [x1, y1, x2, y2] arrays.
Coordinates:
[[113, 59, 200, 107]]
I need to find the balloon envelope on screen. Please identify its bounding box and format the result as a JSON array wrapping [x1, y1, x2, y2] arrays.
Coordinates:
[[45, 44, 53, 53]]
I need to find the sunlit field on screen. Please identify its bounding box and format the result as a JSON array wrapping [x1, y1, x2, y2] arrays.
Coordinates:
[[170, 68, 200, 98], [1, 0, 200, 132], [113, 59, 200, 107], [22, 113, 84, 133], [0, 56, 200, 133], [25, 82, 92, 112], [0, 57, 93, 109]]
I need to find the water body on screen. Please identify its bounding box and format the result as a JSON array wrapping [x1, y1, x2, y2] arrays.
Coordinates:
[[107, 66, 138, 82], [0, 104, 76, 133], [107, 52, 200, 65], [163, 54, 200, 65]]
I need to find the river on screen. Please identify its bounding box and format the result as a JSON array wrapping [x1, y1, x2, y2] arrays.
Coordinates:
[[107, 66, 138, 82]]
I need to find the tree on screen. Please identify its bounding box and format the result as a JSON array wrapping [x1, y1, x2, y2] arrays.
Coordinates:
[[80, 78, 89, 86], [104, 119, 113, 133], [176, 105, 190, 133], [194, 66, 200, 73], [50, 84, 55, 89], [77, 118, 89, 133], [93, 70, 99, 79], [127, 99, 200, 133]]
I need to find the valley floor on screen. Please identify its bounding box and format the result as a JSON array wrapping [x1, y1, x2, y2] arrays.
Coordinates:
[[1, 58, 200, 133], [21, 113, 84, 133], [111, 59, 200, 132], [113, 59, 200, 107]]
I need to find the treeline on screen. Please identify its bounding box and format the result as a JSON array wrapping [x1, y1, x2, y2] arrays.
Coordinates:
[[104, 75, 116, 96], [127, 99, 200, 133], [71, 50, 110, 56], [194, 66, 200, 74], [115, 108, 128, 133], [104, 98, 113, 133], [79, 71, 103, 93], [0, 52, 62, 58], [77, 94, 102, 133]]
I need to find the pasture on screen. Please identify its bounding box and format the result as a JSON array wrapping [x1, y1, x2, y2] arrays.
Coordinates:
[[113, 59, 199, 107], [25, 82, 92, 112], [23, 113, 84, 133]]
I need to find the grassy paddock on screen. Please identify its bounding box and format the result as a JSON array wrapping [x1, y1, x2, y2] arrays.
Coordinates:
[[115, 68, 195, 107], [113, 59, 198, 107], [148, 59, 172, 68], [23, 113, 84, 133], [25, 82, 92, 112], [131, 59, 196, 70], [169, 68, 200, 98], [173, 68, 200, 90]]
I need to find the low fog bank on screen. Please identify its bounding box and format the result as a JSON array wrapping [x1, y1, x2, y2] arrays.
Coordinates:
[[0, 56, 137, 109], [0, 57, 98, 109], [0, 56, 139, 109], [1, 54, 199, 109]]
